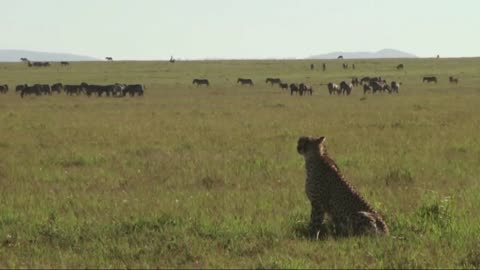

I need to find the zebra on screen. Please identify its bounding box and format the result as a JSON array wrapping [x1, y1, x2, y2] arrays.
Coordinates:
[[265, 78, 282, 86], [0, 84, 8, 94], [192, 79, 210, 87], [51, 83, 63, 94], [20, 85, 41, 98], [449, 76, 459, 84], [122, 84, 145, 96], [299, 83, 313, 96], [290, 83, 300, 95], [396, 64, 404, 70], [15, 84, 26, 93], [64, 85, 84, 95], [351, 77, 359, 87], [363, 84, 372, 94], [279, 82, 289, 91], [237, 78, 254, 86], [327, 83, 341, 95], [340, 81, 353, 95], [391, 81, 400, 93], [423, 76, 437, 83]]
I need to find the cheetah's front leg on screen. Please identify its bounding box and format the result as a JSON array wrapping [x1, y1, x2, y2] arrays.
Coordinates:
[[310, 202, 325, 240]]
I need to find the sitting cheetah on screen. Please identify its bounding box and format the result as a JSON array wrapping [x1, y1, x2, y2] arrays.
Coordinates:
[[297, 136, 389, 239]]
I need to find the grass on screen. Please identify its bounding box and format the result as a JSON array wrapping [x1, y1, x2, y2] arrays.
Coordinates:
[[0, 58, 479, 268]]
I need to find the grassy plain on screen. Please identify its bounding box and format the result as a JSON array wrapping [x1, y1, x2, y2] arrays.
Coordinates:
[[0, 58, 479, 268]]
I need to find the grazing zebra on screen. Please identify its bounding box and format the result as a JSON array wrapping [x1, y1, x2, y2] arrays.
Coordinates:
[[360, 77, 371, 85], [35, 84, 51, 95], [327, 83, 341, 95], [64, 85, 83, 95], [0, 84, 8, 94], [122, 84, 145, 96], [391, 81, 400, 93], [290, 83, 300, 95], [237, 78, 254, 86], [299, 83, 313, 96], [363, 84, 372, 94], [279, 82, 289, 90], [396, 64, 404, 70], [369, 81, 386, 94], [449, 76, 459, 84], [265, 78, 282, 86], [192, 79, 210, 87], [30, 61, 50, 67], [340, 81, 353, 95], [423, 76, 437, 83], [15, 84, 25, 93], [51, 83, 63, 94], [383, 84, 392, 93], [351, 77, 359, 87], [20, 85, 41, 98]]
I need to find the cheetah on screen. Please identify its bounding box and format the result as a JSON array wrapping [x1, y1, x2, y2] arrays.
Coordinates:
[[297, 136, 389, 239]]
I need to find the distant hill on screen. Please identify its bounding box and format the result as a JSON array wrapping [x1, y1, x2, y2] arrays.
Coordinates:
[[0, 49, 99, 62], [309, 49, 417, 59]]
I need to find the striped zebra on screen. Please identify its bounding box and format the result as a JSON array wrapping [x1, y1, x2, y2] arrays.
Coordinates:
[[237, 78, 254, 86], [265, 78, 282, 86], [391, 81, 400, 93], [290, 83, 300, 95], [423, 76, 437, 83], [279, 82, 289, 90], [327, 83, 340, 95], [0, 84, 8, 94], [192, 79, 210, 87], [339, 81, 353, 95], [299, 83, 313, 96]]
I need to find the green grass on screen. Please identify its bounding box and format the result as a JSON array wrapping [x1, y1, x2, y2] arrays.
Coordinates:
[[0, 58, 479, 268]]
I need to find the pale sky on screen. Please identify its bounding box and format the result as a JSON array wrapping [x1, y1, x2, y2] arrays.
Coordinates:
[[1, 0, 479, 60]]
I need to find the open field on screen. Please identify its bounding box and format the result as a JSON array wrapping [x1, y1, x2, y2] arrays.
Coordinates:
[[0, 58, 480, 268]]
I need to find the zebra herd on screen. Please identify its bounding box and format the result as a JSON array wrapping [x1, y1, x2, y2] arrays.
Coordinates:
[[20, 58, 70, 67], [0, 83, 145, 98], [265, 78, 313, 96]]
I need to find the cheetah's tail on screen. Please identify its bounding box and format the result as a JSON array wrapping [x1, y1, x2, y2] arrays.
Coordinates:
[[375, 217, 389, 235]]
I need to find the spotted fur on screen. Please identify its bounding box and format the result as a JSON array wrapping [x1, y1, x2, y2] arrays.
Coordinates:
[[297, 136, 389, 238]]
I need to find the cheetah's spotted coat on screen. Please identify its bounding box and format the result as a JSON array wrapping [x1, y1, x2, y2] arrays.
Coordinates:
[[297, 136, 389, 238]]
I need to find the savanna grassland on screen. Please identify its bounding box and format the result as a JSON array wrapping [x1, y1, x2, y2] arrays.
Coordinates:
[[0, 58, 479, 268]]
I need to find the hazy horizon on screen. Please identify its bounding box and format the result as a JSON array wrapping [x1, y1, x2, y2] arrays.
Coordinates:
[[2, 0, 479, 60]]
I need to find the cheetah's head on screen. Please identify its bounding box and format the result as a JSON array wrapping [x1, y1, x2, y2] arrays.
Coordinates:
[[297, 136, 326, 156]]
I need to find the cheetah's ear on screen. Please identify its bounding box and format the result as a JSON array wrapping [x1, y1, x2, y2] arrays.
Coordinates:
[[315, 136, 326, 145]]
